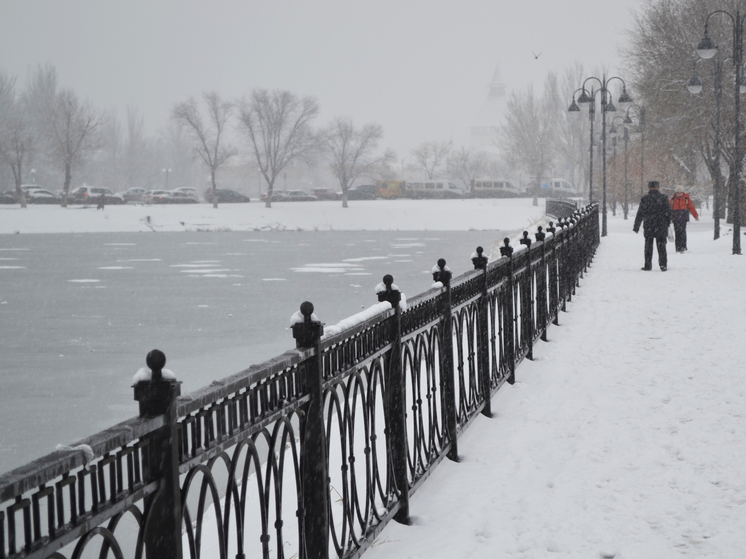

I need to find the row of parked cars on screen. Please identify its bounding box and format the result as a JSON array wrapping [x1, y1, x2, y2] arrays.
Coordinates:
[[0, 184, 360, 205]]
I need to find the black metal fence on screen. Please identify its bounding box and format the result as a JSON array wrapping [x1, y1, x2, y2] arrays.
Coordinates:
[[545, 198, 579, 220], [0, 205, 599, 559]]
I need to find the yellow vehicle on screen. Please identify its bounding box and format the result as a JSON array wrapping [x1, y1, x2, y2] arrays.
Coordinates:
[[377, 180, 405, 199]]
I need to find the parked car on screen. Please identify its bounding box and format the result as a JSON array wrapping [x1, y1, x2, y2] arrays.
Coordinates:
[[282, 190, 318, 202], [204, 188, 250, 203], [0, 190, 17, 204], [172, 187, 200, 200], [143, 190, 174, 204], [20, 184, 44, 195], [122, 187, 148, 202], [27, 189, 60, 204], [312, 188, 340, 200], [346, 184, 378, 200], [69, 186, 125, 205], [167, 190, 199, 204]]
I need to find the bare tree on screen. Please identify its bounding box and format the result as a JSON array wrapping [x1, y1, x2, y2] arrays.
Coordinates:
[[238, 89, 319, 208], [446, 146, 489, 192], [48, 89, 104, 207], [411, 140, 452, 179], [0, 72, 35, 208], [324, 117, 394, 207], [499, 83, 558, 205], [172, 92, 236, 208], [625, 0, 739, 218]]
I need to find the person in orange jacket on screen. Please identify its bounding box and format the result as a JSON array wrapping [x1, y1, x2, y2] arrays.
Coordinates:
[[670, 185, 699, 252]]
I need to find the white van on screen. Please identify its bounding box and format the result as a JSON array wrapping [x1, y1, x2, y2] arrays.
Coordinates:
[[472, 179, 524, 198], [541, 178, 578, 198], [406, 180, 466, 199]]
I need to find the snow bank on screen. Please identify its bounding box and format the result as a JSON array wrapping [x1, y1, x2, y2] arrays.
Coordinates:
[[0, 199, 546, 235]]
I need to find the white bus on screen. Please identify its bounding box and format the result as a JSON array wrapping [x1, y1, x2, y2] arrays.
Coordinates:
[[471, 179, 524, 198], [540, 178, 579, 198], [406, 180, 467, 199]]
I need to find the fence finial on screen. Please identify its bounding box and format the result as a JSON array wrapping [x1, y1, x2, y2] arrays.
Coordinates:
[[377, 274, 402, 307], [520, 231, 532, 249], [499, 237, 513, 258], [471, 246, 488, 270], [432, 258, 452, 286], [292, 301, 324, 348], [535, 226, 546, 242]]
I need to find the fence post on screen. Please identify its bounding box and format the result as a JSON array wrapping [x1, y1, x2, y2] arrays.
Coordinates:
[[471, 247, 492, 417], [546, 221, 560, 326], [376, 275, 410, 524], [292, 302, 328, 559], [534, 227, 548, 342], [133, 349, 183, 559], [432, 259, 458, 462], [499, 239, 516, 385], [518, 232, 534, 361]]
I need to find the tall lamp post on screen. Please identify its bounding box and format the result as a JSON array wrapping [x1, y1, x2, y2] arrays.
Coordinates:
[[569, 88, 595, 204], [688, 55, 727, 240], [162, 168, 172, 190], [696, 9, 745, 254], [623, 104, 645, 201], [569, 76, 632, 236], [610, 117, 630, 219]]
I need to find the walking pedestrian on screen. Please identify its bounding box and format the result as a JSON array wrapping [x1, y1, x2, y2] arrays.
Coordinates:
[[633, 181, 672, 271], [670, 185, 699, 252], [97, 192, 105, 210]]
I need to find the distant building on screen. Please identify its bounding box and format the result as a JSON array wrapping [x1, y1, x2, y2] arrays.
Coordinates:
[[470, 64, 508, 153]]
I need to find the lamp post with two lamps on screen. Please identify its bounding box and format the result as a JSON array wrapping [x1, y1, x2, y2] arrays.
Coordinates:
[[695, 8, 745, 254], [568, 76, 633, 236]]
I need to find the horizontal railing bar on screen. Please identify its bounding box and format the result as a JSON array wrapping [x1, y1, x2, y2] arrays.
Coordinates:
[[0, 415, 163, 505]]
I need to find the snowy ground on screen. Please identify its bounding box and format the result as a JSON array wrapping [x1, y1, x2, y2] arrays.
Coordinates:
[[364, 210, 746, 559], [0, 198, 545, 234]]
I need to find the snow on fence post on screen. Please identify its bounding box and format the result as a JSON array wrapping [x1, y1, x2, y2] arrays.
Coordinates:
[[470, 247, 492, 419], [546, 221, 561, 326], [376, 275, 410, 524], [499, 238, 516, 385], [291, 301, 329, 559], [534, 226, 548, 343], [518, 232, 535, 361], [132, 349, 183, 559], [432, 259, 459, 462]]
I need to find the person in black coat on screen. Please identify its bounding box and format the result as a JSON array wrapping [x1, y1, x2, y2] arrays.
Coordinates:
[[633, 181, 672, 271]]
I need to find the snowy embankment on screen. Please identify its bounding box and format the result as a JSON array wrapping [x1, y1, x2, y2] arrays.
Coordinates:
[[363, 208, 746, 559], [0, 198, 545, 235]]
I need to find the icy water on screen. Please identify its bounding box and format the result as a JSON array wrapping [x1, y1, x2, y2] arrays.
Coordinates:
[[0, 230, 497, 473]]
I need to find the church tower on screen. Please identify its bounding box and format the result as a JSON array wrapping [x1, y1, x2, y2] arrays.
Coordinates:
[[470, 64, 508, 153]]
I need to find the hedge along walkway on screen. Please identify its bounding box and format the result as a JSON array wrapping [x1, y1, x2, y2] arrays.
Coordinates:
[[364, 208, 746, 559]]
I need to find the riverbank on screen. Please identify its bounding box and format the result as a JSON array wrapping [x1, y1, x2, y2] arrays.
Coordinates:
[[0, 198, 546, 234]]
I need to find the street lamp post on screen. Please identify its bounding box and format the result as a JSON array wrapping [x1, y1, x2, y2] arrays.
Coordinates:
[[569, 75, 632, 236], [623, 104, 645, 202], [696, 9, 745, 254], [610, 117, 630, 219], [569, 89, 595, 204], [688, 56, 724, 240], [162, 168, 172, 190]]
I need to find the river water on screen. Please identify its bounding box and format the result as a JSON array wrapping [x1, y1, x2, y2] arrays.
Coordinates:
[[0, 230, 498, 473]]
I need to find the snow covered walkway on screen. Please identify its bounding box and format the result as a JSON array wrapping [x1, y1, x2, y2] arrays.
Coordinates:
[[365, 211, 746, 558]]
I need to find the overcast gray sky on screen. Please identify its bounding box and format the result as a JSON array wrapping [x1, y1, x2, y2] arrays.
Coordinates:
[[2, 0, 646, 156]]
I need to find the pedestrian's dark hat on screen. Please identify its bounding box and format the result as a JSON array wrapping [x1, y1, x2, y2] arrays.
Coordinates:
[[648, 181, 660, 189]]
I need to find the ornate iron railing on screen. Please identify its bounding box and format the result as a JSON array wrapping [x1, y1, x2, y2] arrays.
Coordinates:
[[0, 204, 599, 559]]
